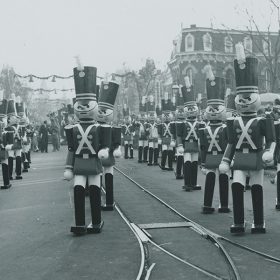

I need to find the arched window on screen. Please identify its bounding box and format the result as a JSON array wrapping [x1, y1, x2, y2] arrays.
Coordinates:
[[185, 33, 194, 52], [203, 33, 212, 51], [244, 36, 252, 53], [265, 69, 271, 92], [186, 68, 194, 85], [224, 36, 233, 53], [263, 38, 271, 56], [225, 69, 235, 89]]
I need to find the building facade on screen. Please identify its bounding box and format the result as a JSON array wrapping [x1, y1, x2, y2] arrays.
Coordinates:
[[168, 24, 279, 99]]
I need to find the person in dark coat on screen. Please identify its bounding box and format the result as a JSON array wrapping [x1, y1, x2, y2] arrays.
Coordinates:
[[39, 121, 49, 153]]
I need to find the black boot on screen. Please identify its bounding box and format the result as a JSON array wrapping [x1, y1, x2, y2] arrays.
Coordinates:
[[87, 185, 104, 233], [182, 161, 192, 191], [124, 144, 129, 159], [8, 157, 14, 180], [71, 185, 87, 235], [230, 182, 245, 233], [175, 155, 184, 179], [143, 146, 148, 163], [1, 163, 11, 189], [129, 144, 134, 159], [27, 151, 31, 164], [173, 147, 176, 162], [148, 147, 154, 166], [167, 150, 174, 171], [251, 184, 265, 233], [191, 161, 201, 190], [218, 173, 230, 213], [22, 153, 28, 173], [15, 156, 22, 180], [202, 172, 215, 213], [138, 146, 143, 163], [159, 150, 167, 170], [101, 174, 114, 211], [276, 171, 280, 210], [153, 148, 159, 165]]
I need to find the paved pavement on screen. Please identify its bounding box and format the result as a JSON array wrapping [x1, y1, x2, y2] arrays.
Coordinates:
[[1, 146, 280, 280], [0, 146, 140, 280]]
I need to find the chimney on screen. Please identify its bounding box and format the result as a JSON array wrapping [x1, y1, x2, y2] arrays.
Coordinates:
[[190, 24, 196, 28]]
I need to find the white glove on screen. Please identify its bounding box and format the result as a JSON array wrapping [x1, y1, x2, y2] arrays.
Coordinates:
[[201, 167, 207, 175], [63, 169, 74, 181], [158, 139, 162, 145], [219, 161, 230, 174], [5, 144, 13, 151], [113, 146, 122, 158], [262, 151, 274, 164], [98, 148, 109, 160], [170, 140, 176, 148], [177, 145, 184, 154]]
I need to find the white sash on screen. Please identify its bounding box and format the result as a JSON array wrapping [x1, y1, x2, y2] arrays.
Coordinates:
[[236, 117, 257, 150], [185, 121, 198, 140], [207, 126, 223, 152], [163, 123, 172, 137], [75, 124, 96, 155]]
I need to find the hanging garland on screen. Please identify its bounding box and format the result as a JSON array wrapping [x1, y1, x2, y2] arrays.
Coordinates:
[[31, 88, 74, 93]]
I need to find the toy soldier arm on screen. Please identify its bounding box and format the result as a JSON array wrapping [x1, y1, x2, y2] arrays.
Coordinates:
[[99, 124, 112, 150], [112, 126, 121, 149], [157, 124, 162, 138], [221, 118, 236, 165], [64, 125, 75, 170], [262, 116, 276, 151], [176, 122, 183, 146], [198, 128, 207, 166]]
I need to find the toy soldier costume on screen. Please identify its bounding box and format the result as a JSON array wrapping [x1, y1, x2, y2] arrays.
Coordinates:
[[122, 104, 134, 159], [64, 66, 111, 235], [158, 93, 174, 171], [219, 44, 276, 233], [177, 77, 204, 191], [199, 70, 230, 214], [0, 96, 11, 189], [97, 80, 121, 211], [146, 95, 159, 166]]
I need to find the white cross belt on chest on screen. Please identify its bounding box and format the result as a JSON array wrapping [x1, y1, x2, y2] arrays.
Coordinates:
[[75, 124, 96, 155], [124, 125, 129, 135], [236, 117, 258, 150], [163, 123, 171, 137], [206, 126, 222, 152], [185, 121, 198, 141]]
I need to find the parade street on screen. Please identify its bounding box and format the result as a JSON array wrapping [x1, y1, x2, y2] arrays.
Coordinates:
[[1, 147, 280, 280]]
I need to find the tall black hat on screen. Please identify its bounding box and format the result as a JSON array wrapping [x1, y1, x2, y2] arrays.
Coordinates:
[[73, 66, 97, 101], [139, 96, 147, 113], [156, 104, 162, 116], [16, 96, 25, 117], [161, 92, 172, 113], [7, 93, 17, 117], [234, 43, 258, 95], [147, 95, 156, 113], [0, 99, 8, 119], [226, 92, 237, 114], [182, 76, 196, 106], [67, 104, 74, 115], [96, 85, 100, 102], [98, 81, 119, 111], [206, 77, 225, 106]]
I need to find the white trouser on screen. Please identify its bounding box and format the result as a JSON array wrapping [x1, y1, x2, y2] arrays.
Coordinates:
[[184, 152, 198, 163], [233, 169, 264, 186], [74, 174, 101, 188]]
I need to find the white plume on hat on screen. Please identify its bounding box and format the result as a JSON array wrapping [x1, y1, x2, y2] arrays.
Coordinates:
[[204, 65, 215, 81], [235, 42, 246, 68], [225, 88, 231, 97], [74, 55, 85, 77], [141, 96, 146, 105], [10, 93, 16, 101]]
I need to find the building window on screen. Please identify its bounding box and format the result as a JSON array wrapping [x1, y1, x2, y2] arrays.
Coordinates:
[[186, 68, 194, 85], [244, 36, 252, 53], [203, 33, 212, 51], [265, 69, 271, 92], [225, 69, 235, 89], [185, 33, 194, 52], [263, 39, 271, 56], [224, 36, 233, 53]]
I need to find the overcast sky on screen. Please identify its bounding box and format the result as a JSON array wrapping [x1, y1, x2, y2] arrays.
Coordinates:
[[0, 0, 278, 81]]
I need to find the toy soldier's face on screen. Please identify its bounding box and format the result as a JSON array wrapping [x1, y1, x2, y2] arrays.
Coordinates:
[[175, 108, 186, 120], [149, 112, 156, 122], [124, 116, 131, 124], [235, 93, 261, 114], [206, 104, 226, 121], [96, 106, 113, 123], [184, 105, 198, 117], [162, 112, 173, 122], [74, 100, 98, 121], [139, 113, 147, 122]]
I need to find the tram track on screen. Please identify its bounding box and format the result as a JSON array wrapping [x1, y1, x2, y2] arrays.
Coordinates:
[[113, 165, 280, 280]]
